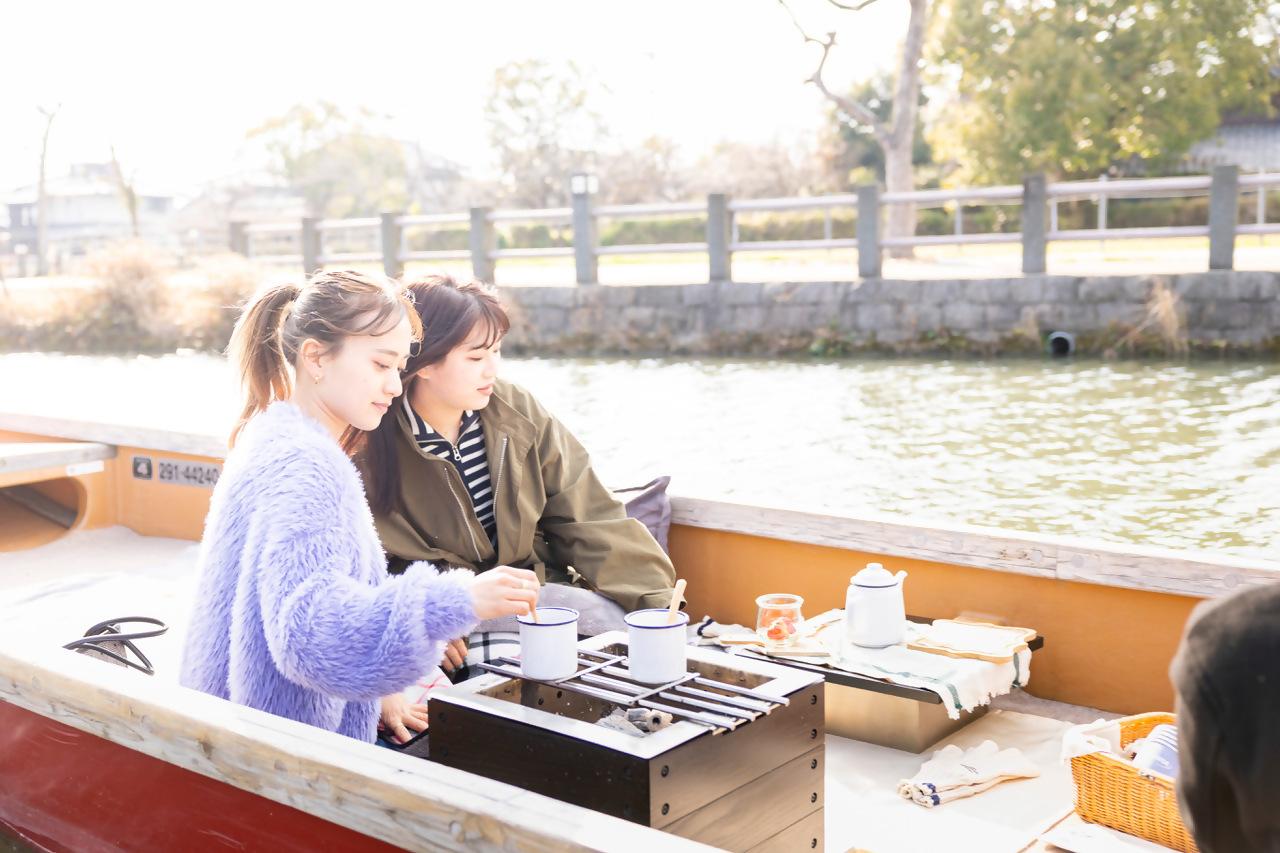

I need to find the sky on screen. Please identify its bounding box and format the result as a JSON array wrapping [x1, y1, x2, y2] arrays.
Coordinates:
[[1, 0, 910, 198]]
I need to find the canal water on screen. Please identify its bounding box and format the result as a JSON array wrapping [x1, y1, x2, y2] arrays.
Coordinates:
[[1, 352, 1275, 560]]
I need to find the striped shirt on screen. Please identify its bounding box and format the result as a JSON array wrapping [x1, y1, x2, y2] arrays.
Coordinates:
[[404, 396, 497, 547]]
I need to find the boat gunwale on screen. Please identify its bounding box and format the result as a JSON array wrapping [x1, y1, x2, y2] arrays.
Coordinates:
[[2, 410, 1274, 600], [0, 641, 715, 852]]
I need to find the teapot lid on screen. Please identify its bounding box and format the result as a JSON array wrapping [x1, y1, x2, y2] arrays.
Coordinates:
[[850, 562, 901, 588]]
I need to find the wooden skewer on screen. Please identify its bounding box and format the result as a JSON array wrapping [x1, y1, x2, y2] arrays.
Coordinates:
[[667, 579, 687, 624], [527, 579, 540, 623]]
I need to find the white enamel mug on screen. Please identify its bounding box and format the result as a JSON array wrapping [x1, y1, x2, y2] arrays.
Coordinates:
[[625, 608, 690, 684], [516, 607, 580, 680]]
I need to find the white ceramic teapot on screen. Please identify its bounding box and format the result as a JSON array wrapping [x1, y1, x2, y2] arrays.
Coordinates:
[[844, 562, 908, 648]]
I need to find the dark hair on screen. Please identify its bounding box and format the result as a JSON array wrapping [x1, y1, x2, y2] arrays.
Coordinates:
[[226, 269, 422, 451], [361, 275, 510, 515]]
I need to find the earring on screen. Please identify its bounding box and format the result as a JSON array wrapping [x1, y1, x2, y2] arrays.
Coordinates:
[[313, 373, 322, 385]]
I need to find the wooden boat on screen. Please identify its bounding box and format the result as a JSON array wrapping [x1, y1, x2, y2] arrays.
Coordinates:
[[1, 411, 1274, 852]]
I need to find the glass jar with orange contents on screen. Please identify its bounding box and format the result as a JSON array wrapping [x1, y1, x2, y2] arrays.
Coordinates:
[[755, 593, 805, 647]]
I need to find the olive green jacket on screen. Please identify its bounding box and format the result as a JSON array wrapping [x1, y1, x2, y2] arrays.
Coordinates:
[[373, 380, 676, 612]]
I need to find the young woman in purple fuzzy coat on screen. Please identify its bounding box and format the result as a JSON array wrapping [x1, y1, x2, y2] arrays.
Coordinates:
[[179, 270, 539, 744]]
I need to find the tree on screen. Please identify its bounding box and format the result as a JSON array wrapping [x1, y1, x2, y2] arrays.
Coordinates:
[[109, 145, 139, 238], [595, 136, 687, 204], [35, 103, 60, 276], [484, 60, 606, 208], [687, 139, 829, 199], [249, 102, 409, 218], [779, 0, 932, 256], [932, 0, 1280, 183], [821, 74, 934, 190]]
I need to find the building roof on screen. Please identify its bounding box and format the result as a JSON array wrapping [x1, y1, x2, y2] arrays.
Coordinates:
[[1187, 121, 1280, 172], [5, 163, 171, 206]]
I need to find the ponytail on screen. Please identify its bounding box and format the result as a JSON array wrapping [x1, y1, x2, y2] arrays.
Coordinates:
[[225, 270, 420, 450], [227, 282, 301, 447]]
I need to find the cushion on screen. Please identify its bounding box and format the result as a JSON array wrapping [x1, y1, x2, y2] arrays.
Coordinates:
[[614, 476, 672, 554]]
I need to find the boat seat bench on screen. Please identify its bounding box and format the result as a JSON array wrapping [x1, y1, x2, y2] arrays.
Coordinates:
[[0, 442, 116, 487], [0, 442, 116, 530]]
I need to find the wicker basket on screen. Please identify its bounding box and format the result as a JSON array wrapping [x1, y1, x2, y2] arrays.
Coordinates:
[[1069, 712, 1197, 852]]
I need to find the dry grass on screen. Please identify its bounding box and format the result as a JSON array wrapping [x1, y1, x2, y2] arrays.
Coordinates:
[[1108, 280, 1189, 357], [1, 243, 269, 353]]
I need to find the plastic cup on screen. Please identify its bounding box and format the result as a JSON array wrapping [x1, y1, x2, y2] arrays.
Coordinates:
[[516, 607, 580, 680], [755, 593, 805, 647], [1131, 723, 1179, 778], [625, 608, 690, 684]]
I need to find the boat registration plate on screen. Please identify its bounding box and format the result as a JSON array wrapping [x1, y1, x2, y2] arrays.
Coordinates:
[[156, 459, 221, 488]]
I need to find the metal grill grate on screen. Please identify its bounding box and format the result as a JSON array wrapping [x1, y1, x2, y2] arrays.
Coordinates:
[[477, 648, 788, 733]]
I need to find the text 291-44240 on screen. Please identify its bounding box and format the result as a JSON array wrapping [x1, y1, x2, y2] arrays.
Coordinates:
[[157, 460, 220, 488]]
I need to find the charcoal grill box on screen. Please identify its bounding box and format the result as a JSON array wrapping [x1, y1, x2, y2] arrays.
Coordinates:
[[428, 631, 825, 852]]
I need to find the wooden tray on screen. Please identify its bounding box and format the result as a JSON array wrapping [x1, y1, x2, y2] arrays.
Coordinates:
[[906, 618, 1037, 663]]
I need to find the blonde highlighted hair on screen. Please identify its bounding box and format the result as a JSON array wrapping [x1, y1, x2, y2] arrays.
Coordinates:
[[226, 269, 421, 450]]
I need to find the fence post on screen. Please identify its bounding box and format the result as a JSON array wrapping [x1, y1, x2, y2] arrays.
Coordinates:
[[470, 207, 496, 284], [301, 217, 320, 275], [570, 173, 598, 285], [1021, 173, 1047, 274], [1208, 164, 1239, 271], [856, 185, 881, 278], [380, 212, 403, 279], [707, 193, 732, 282], [229, 221, 248, 256]]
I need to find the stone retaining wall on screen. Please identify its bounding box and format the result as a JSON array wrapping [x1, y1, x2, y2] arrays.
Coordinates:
[[499, 271, 1280, 357]]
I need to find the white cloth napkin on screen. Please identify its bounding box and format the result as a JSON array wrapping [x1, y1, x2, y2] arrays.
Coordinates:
[[1060, 718, 1124, 762], [898, 740, 1040, 807]]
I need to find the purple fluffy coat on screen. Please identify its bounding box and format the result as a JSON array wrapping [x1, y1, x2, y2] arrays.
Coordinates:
[[179, 401, 475, 741]]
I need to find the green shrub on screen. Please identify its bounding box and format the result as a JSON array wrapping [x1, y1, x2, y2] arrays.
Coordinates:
[[406, 228, 469, 252]]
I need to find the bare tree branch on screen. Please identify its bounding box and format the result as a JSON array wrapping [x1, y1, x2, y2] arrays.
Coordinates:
[[35, 103, 61, 277], [109, 145, 140, 238], [826, 0, 881, 10], [776, 0, 823, 44], [779, 0, 890, 143], [810, 32, 891, 143]]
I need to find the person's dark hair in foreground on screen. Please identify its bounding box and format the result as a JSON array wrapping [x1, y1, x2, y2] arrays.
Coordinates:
[[1170, 582, 1280, 852]]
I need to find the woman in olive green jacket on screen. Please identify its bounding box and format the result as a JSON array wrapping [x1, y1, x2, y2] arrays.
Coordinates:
[[362, 276, 677, 671]]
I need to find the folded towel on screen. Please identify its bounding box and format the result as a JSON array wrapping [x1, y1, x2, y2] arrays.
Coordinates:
[[898, 740, 1040, 807], [808, 611, 1032, 719], [1060, 718, 1124, 762], [700, 610, 1032, 718]]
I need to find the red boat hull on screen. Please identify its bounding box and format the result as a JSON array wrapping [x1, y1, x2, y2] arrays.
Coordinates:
[[0, 702, 402, 852]]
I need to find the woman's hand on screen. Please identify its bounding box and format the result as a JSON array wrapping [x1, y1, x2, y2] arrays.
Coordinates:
[[440, 637, 468, 673], [379, 694, 429, 744], [470, 565, 540, 620]]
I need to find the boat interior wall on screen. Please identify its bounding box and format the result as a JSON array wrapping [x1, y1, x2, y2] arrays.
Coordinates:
[[102, 444, 214, 541], [671, 496, 1280, 598], [668, 525, 1198, 716], [0, 644, 713, 852]]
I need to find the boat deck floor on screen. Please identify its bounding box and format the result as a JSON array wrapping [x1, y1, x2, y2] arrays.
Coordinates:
[[0, 528, 1154, 853]]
